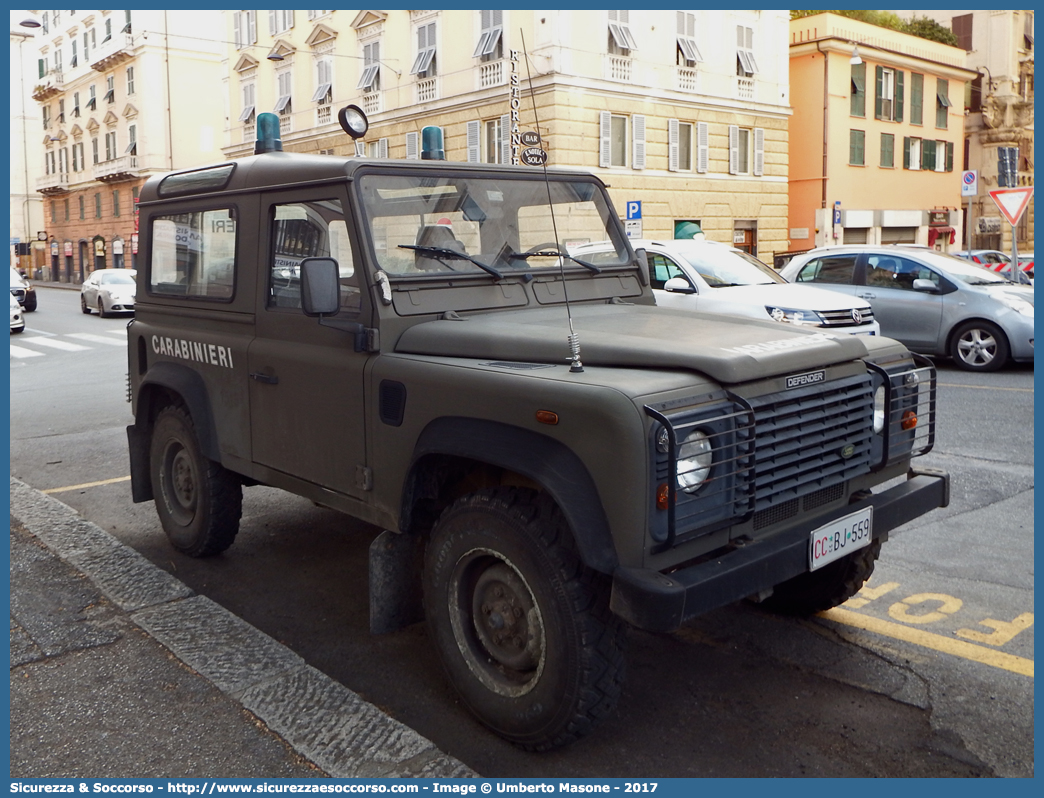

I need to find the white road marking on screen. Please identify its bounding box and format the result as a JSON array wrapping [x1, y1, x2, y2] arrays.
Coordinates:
[[66, 333, 127, 346], [19, 336, 90, 351], [10, 345, 44, 358]]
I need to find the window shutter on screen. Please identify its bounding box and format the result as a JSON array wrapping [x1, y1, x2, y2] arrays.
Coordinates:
[[406, 131, 419, 160], [233, 13, 241, 48], [753, 128, 764, 176], [728, 125, 739, 175], [903, 137, 910, 169], [696, 122, 709, 173], [500, 113, 511, 164], [895, 71, 904, 122], [668, 119, 680, 172], [379, 139, 389, 159], [39, 58, 46, 79], [632, 115, 646, 170], [269, 10, 277, 36], [466, 120, 480, 163], [945, 141, 954, 172], [875, 66, 884, 120], [599, 111, 612, 168]]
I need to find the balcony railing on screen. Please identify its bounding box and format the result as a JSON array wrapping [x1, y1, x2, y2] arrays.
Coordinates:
[[36, 172, 70, 194], [479, 60, 505, 88], [32, 70, 64, 102], [362, 91, 381, 116], [416, 78, 437, 103], [608, 56, 632, 82], [736, 76, 755, 100], [243, 121, 256, 143], [677, 67, 698, 93], [91, 33, 135, 72], [316, 105, 332, 126], [279, 113, 292, 136], [93, 156, 138, 182]]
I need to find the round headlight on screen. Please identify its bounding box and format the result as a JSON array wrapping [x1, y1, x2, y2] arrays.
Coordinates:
[[677, 430, 713, 493], [873, 385, 887, 433]]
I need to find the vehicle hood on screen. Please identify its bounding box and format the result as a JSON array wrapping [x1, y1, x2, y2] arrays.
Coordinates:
[[395, 304, 871, 384], [980, 283, 1035, 306], [704, 282, 870, 311]]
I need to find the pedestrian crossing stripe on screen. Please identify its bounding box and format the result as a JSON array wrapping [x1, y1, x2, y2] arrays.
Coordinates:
[[66, 333, 127, 346], [18, 337, 90, 351], [10, 345, 44, 358]]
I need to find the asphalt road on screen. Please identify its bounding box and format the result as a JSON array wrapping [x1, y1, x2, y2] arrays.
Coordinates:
[[9, 286, 1034, 777]]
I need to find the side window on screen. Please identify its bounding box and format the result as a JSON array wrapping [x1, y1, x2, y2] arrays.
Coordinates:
[[649, 254, 688, 290], [866, 255, 939, 291], [150, 208, 236, 299], [268, 199, 359, 313], [795, 255, 856, 284]]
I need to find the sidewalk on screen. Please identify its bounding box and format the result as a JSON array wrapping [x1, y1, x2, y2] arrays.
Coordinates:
[[9, 476, 477, 779]]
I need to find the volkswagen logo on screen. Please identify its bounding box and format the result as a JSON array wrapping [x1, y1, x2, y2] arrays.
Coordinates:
[[851, 308, 864, 324]]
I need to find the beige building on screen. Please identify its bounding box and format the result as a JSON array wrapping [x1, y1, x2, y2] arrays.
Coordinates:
[[789, 13, 977, 254], [221, 10, 792, 261], [11, 28, 45, 273], [23, 9, 225, 280]]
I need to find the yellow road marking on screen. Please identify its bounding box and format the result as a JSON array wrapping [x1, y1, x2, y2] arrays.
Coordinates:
[[42, 475, 132, 494], [937, 382, 1033, 393], [820, 606, 1034, 677]]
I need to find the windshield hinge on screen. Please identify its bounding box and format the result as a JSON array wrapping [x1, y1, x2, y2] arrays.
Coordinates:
[[356, 466, 373, 491]]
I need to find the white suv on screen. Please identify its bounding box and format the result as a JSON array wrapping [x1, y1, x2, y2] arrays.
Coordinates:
[[572, 239, 881, 336]]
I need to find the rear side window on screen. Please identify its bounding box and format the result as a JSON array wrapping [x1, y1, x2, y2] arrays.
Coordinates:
[[795, 255, 857, 284], [149, 208, 236, 299]]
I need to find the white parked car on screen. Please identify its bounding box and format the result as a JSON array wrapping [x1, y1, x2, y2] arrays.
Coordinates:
[[81, 268, 137, 317], [10, 291, 25, 333], [571, 239, 881, 336]]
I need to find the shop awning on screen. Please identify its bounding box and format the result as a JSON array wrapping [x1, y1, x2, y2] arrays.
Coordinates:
[[928, 226, 955, 246]]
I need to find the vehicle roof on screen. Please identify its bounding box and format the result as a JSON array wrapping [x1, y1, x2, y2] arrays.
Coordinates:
[[139, 152, 604, 206]]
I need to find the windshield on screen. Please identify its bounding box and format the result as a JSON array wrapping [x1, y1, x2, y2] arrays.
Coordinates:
[[98, 271, 136, 285], [677, 246, 785, 287], [916, 252, 1013, 285], [357, 172, 628, 278]]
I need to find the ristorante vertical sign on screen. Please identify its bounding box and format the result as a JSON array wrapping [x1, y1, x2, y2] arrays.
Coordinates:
[[509, 50, 522, 165]]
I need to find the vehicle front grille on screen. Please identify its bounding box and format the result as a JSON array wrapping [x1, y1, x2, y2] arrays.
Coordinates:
[[11, 288, 26, 302], [820, 307, 875, 327]]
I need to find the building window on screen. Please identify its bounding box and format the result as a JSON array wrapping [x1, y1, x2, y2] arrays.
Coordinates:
[[51, 202, 57, 224], [676, 12, 702, 67], [126, 66, 135, 95], [311, 58, 332, 104], [910, 73, 924, 126], [239, 82, 256, 126], [92, 137, 99, 164], [45, 150, 55, 175], [875, 66, 904, 122], [952, 13, 973, 51], [54, 47, 62, 74], [72, 92, 80, 117], [42, 106, 51, 129], [366, 139, 388, 159], [79, 196, 85, 220], [729, 125, 765, 175], [411, 22, 437, 77], [72, 142, 82, 172], [123, 11, 133, 34], [936, 78, 951, 128], [233, 10, 257, 50], [474, 10, 503, 61], [274, 70, 293, 116], [880, 133, 895, 168], [87, 85, 96, 110], [736, 26, 758, 76], [126, 125, 137, 155], [71, 39, 78, 68], [608, 11, 637, 55], [95, 193, 102, 218], [58, 99, 65, 123], [269, 10, 294, 36], [113, 190, 120, 217], [668, 119, 693, 172], [105, 75, 115, 104], [105, 131, 117, 161], [64, 199, 70, 222], [851, 62, 866, 117], [598, 112, 629, 168], [903, 136, 922, 170], [486, 118, 506, 163], [358, 42, 381, 92], [103, 17, 111, 43]]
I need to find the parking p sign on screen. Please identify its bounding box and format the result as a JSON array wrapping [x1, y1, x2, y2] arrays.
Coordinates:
[[626, 201, 642, 220], [962, 170, 978, 197]]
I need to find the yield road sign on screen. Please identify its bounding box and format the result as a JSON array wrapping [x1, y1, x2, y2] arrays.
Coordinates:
[[988, 187, 1034, 227]]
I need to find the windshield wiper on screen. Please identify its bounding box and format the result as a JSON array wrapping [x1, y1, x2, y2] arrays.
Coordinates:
[[508, 248, 602, 274], [398, 245, 504, 279]]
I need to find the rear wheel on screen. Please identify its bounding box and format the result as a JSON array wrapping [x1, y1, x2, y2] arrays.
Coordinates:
[[762, 539, 881, 616], [949, 320, 1009, 372], [423, 487, 625, 751], [149, 406, 241, 557], [23, 294, 36, 312]]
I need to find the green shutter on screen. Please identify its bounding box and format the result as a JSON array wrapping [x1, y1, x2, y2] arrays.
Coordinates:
[[875, 66, 884, 120], [903, 137, 911, 169], [38, 58, 46, 78], [922, 139, 935, 171], [911, 73, 923, 126], [895, 71, 904, 122], [851, 62, 866, 117], [946, 141, 954, 172]]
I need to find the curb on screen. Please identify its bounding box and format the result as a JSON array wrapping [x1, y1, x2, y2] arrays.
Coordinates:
[[9, 476, 477, 779]]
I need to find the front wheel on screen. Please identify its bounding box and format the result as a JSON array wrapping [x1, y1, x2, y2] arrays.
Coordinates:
[[149, 406, 242, 557], [97, 297, 108, 318], [949, 320, 1009, 372], [80, 294, 91, 314], [423, 487, 625, 751], [762, 539, 881, 616]]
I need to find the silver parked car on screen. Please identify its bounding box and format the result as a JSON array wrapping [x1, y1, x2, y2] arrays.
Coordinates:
[[81, 268, 137, 317], [781, 246, 1034, 372], [571, 238, 881, 336]]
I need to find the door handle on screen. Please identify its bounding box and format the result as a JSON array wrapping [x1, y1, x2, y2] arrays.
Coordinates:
[[858, 292, 875, 300], [250, 372, 279, 385]]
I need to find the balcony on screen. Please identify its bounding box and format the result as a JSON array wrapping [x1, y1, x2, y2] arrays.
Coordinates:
[[316, 105, 332, 126], [416, 78, 437, 103], [36, 172, 70, 195], [677, 67, 698, 93], [362, 91, 381, 116], [93, 156, 139, 183], [736, 76, 755, 100], [91, 33, 135, 72], [479, 60, 505, 88], [607, 56, 632, 82], [32, 71, 65, 103]]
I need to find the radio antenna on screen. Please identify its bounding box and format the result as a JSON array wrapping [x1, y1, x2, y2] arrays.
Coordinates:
[[520, 31, 583, 373]]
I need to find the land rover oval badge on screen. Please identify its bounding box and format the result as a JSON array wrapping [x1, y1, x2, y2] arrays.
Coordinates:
[[840, 443, 856, 459]]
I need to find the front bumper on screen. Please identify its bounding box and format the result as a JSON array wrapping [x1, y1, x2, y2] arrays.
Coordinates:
[[610, 466, 949, 632], [1004, 314, 1034, 361]]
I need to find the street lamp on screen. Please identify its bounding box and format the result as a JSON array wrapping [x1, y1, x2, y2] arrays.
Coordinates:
[[19, 18, 41, 29], [849, 44, 862, 65]]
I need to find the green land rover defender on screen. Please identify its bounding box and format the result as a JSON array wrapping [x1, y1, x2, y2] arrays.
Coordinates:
[[127, 110, 948, 750]]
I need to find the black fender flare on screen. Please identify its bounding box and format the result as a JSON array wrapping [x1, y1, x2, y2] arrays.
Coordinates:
[[404, 417, 618, 574], [135, 361, 221, 461]]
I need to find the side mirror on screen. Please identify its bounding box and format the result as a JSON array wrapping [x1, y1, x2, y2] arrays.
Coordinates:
[[300, 257, 341, 316], [912, 278, 939, 293], [663, 276, 696, 294], [633, 247, 650, 287]]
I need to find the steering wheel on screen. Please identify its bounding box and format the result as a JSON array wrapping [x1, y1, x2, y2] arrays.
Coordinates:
[[521, 242, 562, 256]]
